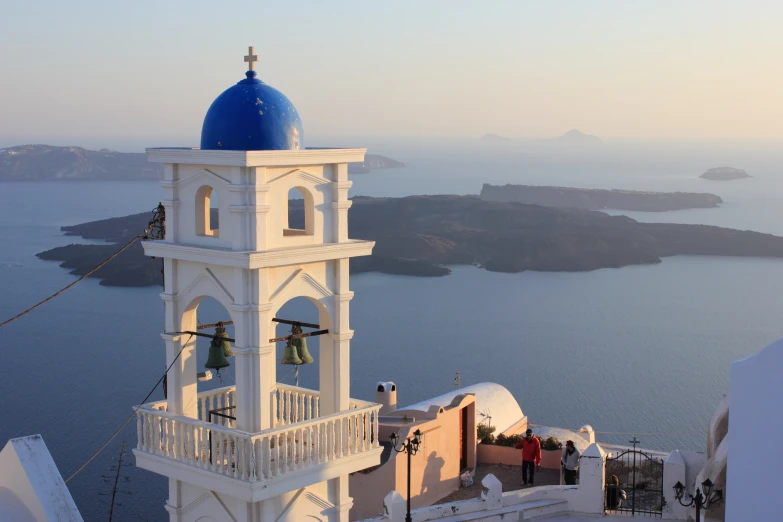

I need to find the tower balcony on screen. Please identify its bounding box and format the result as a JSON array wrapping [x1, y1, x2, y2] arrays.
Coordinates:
[[133, 384, 382, 503]]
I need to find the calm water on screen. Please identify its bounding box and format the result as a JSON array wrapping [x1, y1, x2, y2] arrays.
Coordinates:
[[1, 142, 782, 520]]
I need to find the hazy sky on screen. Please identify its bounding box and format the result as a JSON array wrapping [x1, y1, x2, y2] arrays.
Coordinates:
[[2, 1, 782, 149]]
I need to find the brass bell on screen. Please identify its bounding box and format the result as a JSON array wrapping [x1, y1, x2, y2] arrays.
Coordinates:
[[280, 338, 302, 365], [294, 336, 314, 364], [205, 342, 230, 370], [213, 322, 234, 357]]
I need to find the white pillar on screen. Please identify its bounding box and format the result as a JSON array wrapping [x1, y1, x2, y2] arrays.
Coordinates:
[[234, 302, 274, 432], [318, 257, 354, 522], [663, 450, 689, 521], [572, 443, 606, 514], [480, 474, 502, 509], [382, 490, 406, 522]]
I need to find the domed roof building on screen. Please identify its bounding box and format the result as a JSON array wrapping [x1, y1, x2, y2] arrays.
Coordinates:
[[200, 47, 303, 151], [398, 382, 527, 435]]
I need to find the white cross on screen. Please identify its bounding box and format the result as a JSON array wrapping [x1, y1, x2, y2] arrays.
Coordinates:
[[244, 46, 258, 71]]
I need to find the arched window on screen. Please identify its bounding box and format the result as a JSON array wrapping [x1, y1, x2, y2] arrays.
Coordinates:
[[284, 186, 314, 236], [196, 186, 219, 237]]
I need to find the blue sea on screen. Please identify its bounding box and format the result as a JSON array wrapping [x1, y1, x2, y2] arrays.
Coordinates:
[[1, 141, 782, 520]]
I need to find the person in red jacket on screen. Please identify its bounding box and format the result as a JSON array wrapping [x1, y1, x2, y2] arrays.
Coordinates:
[[514, 428, 542, 486]]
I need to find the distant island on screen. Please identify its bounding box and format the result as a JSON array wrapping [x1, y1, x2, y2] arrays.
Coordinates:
[[544, 129, 602, 145], [38, 195, 783, 286], [0, 144, 404, 180], [480, 184, 722, 212], [700, 167, 751, 181]]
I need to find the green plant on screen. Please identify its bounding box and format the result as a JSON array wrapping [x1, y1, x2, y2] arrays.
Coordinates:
[[477, 424, 496, 444], [538, 436, 562, 451], [494, 433, 524, 447]]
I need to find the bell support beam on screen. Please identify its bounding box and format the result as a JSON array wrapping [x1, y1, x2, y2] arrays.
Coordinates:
[[174, 328, 328, 343]]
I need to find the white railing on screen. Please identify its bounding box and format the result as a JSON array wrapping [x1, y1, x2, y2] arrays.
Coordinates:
[[250, 405, 380, 481], [273, 384, 320, 426], [153, 384, 362, 428], [198, 385, 236, 428], [136, 400, 381, 483]]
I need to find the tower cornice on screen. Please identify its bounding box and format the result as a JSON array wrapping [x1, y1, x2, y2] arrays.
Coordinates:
[[142, 239, 374, 269], [146, 147, 367, 167]]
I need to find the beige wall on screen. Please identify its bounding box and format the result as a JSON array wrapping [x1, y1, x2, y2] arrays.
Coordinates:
[[350, 396, 476, 521], [477, 445, 562, 470]]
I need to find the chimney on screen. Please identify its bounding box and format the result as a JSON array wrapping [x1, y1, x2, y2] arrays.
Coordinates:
[[375, 381, 397, 415]]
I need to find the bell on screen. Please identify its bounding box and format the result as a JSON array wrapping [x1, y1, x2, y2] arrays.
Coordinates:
[[205, 342, 230, 370], [294, 337, 314, 364], [280, 339, 302, 365], [214, 322, 234, 357]]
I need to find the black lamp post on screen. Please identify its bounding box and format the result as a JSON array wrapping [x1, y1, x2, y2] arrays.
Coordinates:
[[673, 478, 723, 522], [389, 429, 423, 522]]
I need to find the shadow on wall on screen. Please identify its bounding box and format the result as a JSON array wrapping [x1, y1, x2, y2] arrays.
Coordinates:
[[421, 452, 445, 496]]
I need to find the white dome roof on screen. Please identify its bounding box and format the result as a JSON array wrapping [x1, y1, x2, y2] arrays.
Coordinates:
[[399, 382, 525, 434]]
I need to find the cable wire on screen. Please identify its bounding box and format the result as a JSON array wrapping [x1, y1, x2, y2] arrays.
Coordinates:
[[64, 333, 193, 484], [0, 233, 143, 329]]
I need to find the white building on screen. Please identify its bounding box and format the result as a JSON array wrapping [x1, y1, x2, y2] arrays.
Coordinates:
[[133, 47, 382, 522], [0, 435, 82, 522]]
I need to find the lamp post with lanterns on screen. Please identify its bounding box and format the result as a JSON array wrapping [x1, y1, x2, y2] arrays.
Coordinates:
[[389, 429, 423, 522], [673, 478, 723, 522]]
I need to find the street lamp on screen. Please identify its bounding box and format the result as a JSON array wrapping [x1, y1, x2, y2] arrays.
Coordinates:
[[673, 478, 723, 522], [389, 428, 423, 522]]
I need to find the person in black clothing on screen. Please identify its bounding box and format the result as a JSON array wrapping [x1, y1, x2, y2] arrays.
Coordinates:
[[605, 474, 627, 510]]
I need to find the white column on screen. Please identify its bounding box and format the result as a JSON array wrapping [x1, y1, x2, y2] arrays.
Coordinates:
[[233, 302, 275, 432], [332, 163, 352, 243], [164, 478, 184, 522], [163, 288, 197, 418], [571, 443, 606, 514], [322, 258, 354, 521], [320, 259, 352, 415], [662, 450, 689, 521], [248, 168, 271, 252]]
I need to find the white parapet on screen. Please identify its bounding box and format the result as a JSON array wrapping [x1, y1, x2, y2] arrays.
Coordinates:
[[134, 384, 382, 503]]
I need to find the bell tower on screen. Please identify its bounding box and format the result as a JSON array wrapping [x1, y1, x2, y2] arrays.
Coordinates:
[[133, 48, 381, 522]]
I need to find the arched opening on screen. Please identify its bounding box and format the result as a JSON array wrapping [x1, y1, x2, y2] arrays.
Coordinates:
[[272, 295, 333, 425], [179, 295, 236, 425], [283, 186, 314, 237], [196, 185, 220, 237], [274, 296, 325, 391]]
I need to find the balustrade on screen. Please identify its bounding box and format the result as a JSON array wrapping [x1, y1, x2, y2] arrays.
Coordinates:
[[136, 396, 380, 484]]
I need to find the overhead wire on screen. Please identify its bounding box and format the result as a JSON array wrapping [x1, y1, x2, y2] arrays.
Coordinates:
[[0, 203, 164, 329], [64, 333, 194, 484], [0, 234, 144, 329]]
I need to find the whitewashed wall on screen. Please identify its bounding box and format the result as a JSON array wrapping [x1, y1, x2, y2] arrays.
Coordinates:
[[727, 338, 783, 522]]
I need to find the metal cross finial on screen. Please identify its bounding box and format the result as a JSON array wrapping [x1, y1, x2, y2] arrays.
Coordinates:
[[244, 46, 258, 71], [629, 437, 640, 449]]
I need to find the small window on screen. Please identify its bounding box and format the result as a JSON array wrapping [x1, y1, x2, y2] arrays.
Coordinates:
[[284, 186, 314, 237], [196, 186, 219, 237]]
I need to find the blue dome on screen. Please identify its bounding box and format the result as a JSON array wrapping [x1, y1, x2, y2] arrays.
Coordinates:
[[200, 71, 303, 151]]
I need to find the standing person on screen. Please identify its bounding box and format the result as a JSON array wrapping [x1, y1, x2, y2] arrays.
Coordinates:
[[561, 440, 580, 485], [514, 428, 541, 486]]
